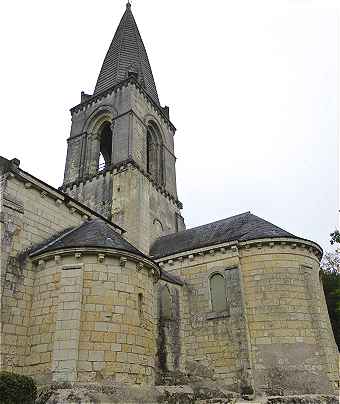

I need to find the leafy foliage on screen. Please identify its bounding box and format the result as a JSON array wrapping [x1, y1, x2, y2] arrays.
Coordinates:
[[320, 251, 340, 350], [0, 371, 37, 404], [330, 229, 340, 245]]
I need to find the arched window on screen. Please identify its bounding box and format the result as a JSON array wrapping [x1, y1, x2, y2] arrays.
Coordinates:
[[98, 122, 113, 170], [210, 273, 227, 313], [160, 286, 172, 320], [146, 122, 164, 185]]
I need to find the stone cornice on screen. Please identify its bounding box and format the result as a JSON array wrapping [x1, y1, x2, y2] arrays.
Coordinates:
[[30, 247, 160, 280], [70, 77, 176, 132], [61, 158, 183, 209], [155, 237, 323, 266]]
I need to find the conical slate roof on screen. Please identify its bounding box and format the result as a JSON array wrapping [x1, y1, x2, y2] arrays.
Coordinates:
[[150, 212, 299, 259], [31, 218, 143, 257], [94, 2, 160, 105]]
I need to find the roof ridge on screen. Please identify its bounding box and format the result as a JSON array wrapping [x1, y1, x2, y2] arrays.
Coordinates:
[[246, 213, 294, 235], [155, 211, 252, 241], [30, 224, 84, 257], [131, 9, 144, 85], [116, 8, 128, 81]]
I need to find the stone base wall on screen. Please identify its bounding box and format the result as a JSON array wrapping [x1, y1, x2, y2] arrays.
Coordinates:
[[24, 252, 158, 385], [157, 239, 339, 395], [158, 248, 249, 389], [241, 243, 338, 395]]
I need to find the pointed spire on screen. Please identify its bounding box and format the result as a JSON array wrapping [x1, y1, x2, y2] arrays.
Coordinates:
[[94, 3, 160, 105]]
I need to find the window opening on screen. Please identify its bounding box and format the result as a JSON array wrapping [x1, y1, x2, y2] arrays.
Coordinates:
[[146, 123, 164, 184], [98, 122, 113, 171], [138, 293, 144, 323], [210, 273, 227, 312]]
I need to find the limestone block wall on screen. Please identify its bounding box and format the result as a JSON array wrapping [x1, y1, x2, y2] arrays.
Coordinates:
[[156, 238, 339, 395], [27, 251, 158, 385], [26, 259, 60, 381], [111, 166, 183, 254], [77, 254, 156, 384], [240, 242, 339, 394], [0, 165, 93, 376], [64, 171, 113, 219], [158, 247, 251, 389]]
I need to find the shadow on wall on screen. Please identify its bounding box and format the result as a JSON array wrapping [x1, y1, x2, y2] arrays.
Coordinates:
[[156, 285, 181, 383]]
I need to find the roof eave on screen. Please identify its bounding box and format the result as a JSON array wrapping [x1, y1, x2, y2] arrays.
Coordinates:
[[30, 246, 161, 276], [153, 236, 323, 262]]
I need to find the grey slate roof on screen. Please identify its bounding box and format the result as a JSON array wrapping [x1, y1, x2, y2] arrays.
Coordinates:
[[31, 218, 143, 257], [94, 3, 160, 105], [150, 212, 299, 259]]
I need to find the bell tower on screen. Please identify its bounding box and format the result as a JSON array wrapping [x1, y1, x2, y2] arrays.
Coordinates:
[[61, 3, 185, 253]]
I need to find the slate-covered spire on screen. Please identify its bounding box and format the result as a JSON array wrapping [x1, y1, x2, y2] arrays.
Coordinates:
[[94, 2, 160, 105]]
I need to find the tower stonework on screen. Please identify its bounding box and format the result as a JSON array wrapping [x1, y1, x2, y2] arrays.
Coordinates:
[[62, 3, 185, 253]]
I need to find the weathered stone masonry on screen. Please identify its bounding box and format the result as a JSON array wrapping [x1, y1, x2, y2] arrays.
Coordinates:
[[0, 2, 339, 399], [156, 239, 338, 394]]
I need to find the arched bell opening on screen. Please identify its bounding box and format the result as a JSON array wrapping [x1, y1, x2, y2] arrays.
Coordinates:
[[98, 122, 113, 171], [146, 121, 164, 185]]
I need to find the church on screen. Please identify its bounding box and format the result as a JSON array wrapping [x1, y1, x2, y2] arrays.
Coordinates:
[[0, 2, 338, 399]]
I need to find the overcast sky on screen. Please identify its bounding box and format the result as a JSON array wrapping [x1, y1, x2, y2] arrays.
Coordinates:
[[0, 0, 338, 251]]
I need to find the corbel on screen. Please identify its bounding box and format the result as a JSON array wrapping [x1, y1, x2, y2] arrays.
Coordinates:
[[137, 262, 144, 272], [38, 260, 46, 270], [97, 253, 105, 263]]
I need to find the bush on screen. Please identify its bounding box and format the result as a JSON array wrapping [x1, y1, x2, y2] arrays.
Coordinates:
[[0, 371, 37, 404]]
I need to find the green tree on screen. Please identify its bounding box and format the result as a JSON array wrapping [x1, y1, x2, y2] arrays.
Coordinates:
[[320, 251, 340, 350], [330, 229, 340, 245]]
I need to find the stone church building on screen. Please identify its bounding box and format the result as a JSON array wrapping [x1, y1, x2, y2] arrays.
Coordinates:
[[0, 2, 338, 397]]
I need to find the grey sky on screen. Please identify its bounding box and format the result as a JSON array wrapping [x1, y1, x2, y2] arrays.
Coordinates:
[[0, 0, 338, 251]]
